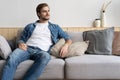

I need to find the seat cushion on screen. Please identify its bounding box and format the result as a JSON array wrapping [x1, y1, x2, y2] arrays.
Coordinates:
[[0, 56, 65, 80], [38, 58, 65, 79], [0, 60, 6, 77], [65, 54, 120, 79]]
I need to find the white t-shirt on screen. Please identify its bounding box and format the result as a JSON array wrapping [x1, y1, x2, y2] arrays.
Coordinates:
[[26, 22, 53, 51]]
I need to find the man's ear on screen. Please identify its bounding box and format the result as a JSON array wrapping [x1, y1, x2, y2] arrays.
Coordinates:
[[37, 13, 41, 18], [37, 13, 40, 16]]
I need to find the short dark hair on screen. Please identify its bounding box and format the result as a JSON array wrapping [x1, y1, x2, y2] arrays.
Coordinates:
[[36, 3, 49, 18]]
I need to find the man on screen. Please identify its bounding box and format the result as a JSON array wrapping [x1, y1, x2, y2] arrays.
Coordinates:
[[1, 3, 72, 80]]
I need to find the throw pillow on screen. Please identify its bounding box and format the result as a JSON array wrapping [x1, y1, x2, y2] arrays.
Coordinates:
[[50, 38, 89, 58], [112, 32, 120, 55], [50, 39, 65, 58], [0, 35, 12, 59], [83, 27, 114, 55], [66, 41, 89, 57]]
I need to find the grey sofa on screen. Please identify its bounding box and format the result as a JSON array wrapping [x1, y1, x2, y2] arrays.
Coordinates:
[[1, 54, 120, 80], [0, 27, 120, 80]]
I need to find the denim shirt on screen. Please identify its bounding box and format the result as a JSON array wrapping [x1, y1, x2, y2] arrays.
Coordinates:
[[18, 21, 70, 49]]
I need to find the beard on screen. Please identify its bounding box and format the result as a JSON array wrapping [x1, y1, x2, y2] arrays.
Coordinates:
[[41, 15, 50, 21], [42, 17, 49, 20]]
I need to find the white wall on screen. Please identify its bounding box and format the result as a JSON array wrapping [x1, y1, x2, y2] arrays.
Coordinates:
[[0, 0, 120, 27]]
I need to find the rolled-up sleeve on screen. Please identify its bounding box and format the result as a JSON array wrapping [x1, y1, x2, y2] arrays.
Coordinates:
[[57, 25, 70, 40]]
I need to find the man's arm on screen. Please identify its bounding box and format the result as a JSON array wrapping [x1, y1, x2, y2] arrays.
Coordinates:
[[60, 39, 72, 58], [17, 24, 32, 51], [55, 25, 72, 57]]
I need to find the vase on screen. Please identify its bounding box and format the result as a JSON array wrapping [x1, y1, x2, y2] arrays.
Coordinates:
[[101, 11, 106, 27], [94, 19, 101, 27]]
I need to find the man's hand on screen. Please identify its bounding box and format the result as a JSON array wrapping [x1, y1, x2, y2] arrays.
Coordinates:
[[60, 44, 69, 58], [18, 43, 28, 51], [59, 39, 72, 58]]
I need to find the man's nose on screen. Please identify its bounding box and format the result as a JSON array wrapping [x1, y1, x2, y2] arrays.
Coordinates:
[[47, 12, 50, 15]]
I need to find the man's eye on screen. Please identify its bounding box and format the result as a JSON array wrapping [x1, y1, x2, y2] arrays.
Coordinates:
[[42, 11, 47, 13]]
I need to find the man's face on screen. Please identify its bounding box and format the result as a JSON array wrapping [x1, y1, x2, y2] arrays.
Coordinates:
[[39, 6, 50, 21]]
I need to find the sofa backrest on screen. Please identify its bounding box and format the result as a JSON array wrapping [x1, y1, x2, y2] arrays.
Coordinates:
[[0, 28, 23, 40], [0, 27, 120, 40]]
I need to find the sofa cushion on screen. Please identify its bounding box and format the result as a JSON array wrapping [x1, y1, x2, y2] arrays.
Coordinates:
[[67, 41, 89, 57], [16, 29, 23, 47], [50, 39, 89, 58], [38, 58, 65, 79], [83, 27, 114, 55], [14, 58, 64, 80], [7, 38, 16, 51], [0, 35, 12, 59], [50, 39, 65, 58], [65, 54, 120, 79], [0, 60, 6, 77], [0, 56, 64, 80], [67, 32, 83, 42], [112, 31, 120, 55]]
